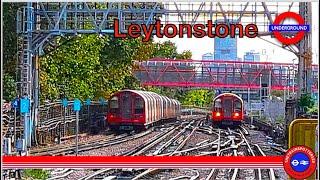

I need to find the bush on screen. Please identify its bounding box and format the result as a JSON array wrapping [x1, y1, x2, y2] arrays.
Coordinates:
[[307, 105, 318, 115], [298, 94, 315, 113], [275, 115, 285, 124], [23, 169, 49, 180]]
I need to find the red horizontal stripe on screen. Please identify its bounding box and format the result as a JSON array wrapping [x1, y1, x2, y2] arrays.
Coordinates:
[[4, 164, 284, 168], [4, 164, 283, 166], [3, 156, 284, 169], [4, 166, 283, 168], [3, 156, 283, 162], [4, 163, 283, 166], [4, 156, 283, 163]]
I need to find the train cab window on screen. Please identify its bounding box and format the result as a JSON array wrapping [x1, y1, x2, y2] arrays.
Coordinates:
[[135, 97, 144, 114], [234, 100, 241, 112], [110, 97, 119, 113], [214, 99, 222, 111]]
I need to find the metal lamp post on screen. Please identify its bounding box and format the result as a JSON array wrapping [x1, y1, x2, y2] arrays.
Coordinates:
[[292, 58, 297, 95], [259, 74, 262, 118]]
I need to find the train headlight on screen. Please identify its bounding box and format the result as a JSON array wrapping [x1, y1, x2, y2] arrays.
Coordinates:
[[233, 112, 240, 118]]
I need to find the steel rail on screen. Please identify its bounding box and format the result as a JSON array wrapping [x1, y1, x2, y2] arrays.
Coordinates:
[[205, 129, 221, 180], [239, 130, 262, 180], [132, 119, 202, 179], [47, 169, 74, 180], [254, 144, 276, 180]]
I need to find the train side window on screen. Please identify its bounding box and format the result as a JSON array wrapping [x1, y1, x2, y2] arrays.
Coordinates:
[[135, 97, 144, 114], [110, 97, 119, 113]]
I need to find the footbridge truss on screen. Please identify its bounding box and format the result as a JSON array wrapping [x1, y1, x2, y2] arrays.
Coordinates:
[[134, 59, 318, 91]]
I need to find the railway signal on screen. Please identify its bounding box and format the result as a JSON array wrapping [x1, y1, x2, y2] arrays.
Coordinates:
[[85, 98, 91, 106], [11, 97, 19, 147], [20, 97, 31, 150], [11, 98, 19, 109], [62, 98, 68, 107], [61, 98, 68, 136], [99, 97, 106, 105]]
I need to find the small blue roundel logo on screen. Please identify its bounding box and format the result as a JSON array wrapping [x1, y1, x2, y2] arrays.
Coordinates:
[[290, 152, 310, 172]]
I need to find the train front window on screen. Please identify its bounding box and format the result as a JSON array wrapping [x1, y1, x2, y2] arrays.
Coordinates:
[[234, 100, 241, 112], [135, 97, 144, 114], [214, 99, 222, 111], [110, 97, 119, 113]]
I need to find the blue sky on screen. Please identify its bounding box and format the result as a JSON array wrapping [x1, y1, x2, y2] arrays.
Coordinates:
[[155, 2, 319, 64]]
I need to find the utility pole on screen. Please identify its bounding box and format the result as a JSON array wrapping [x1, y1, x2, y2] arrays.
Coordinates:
[[292, 59, 296, 95], [259, 74, 262, 118], [76, 110, 79, 156], [248, 88, 251, 115], [268, 70, 272, 98]]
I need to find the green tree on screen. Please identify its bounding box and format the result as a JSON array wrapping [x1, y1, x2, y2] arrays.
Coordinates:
[[3, 3, 22, 101], [181, 89, 214, 107], [3, 74, 16, 101], [40, 35, 107, 101], [3, 3, 195, 104], [153, 41, 177, 58], [176, 50, 192, 59], [3, 3, 22, 75], [40, 36, 178, 101]]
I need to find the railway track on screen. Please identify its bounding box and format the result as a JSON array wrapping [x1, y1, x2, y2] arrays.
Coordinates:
[[31, 131, 151, 156], [75, 117, 205, 180], [46, 116, 280, 180], [205, 127, 276, 180]]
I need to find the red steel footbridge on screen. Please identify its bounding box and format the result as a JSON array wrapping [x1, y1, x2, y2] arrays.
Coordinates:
[[134, 58, 318, 91]]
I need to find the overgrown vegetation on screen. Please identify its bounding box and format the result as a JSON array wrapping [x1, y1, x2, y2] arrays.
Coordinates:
[[23, 169, 49, 180], [298, 93, 315, 113], [275, 115, 285, 124], [271, 90, 284, 97]]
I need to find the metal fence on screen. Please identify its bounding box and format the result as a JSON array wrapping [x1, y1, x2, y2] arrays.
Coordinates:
[[2, 101, 108, 145]]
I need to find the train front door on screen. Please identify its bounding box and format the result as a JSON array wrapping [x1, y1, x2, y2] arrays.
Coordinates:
[[223, 97, 233, 119], [121, 92, 132, 120]]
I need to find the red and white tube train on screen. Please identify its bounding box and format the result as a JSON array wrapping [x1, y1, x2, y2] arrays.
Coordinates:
[[210, 93, 244, 126], [107, 90, 181, 130]]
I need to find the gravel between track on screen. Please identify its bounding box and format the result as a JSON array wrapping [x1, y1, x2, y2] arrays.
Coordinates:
[[78, 131, 162, 156], [47, 120, 288, 180]]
